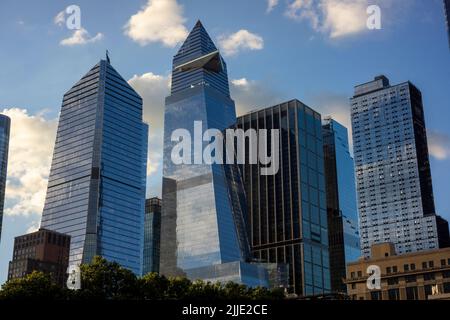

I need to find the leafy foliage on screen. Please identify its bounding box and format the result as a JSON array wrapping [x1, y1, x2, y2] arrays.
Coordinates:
[[0, 256, 285, 300]]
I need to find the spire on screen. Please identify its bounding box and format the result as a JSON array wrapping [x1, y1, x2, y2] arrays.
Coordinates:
[[175, 20, 217, 60], [106, 50, 110, 64]]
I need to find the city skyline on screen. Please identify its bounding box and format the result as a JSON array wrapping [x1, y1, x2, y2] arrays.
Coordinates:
[[0, 0, 449, 285]]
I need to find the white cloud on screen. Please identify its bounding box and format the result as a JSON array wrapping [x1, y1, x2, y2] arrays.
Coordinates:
[[285, 0, 371, 38], [124, 0, 188, 47], [60, 28, 103, 46], [267, 0, 279, 13], [128, 72, 171, 196], [2, 108, 57, 217], [231, 78, 285, 116], [428, 131, 450, 161], [26, 220, 40, 234], [54, 10, 65, 26], [218, 30, 264, 56]]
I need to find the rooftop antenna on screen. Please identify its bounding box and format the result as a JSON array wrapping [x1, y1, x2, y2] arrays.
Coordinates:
[[106, 50, 110, 64]]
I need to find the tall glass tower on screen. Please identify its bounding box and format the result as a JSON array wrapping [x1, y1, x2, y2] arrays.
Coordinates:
[[160, 21, 284, 287], [0, 114, 10, 243], [322, 118, 360, 293], [237, 100, 331, 295], [40, 58, 148, 275], [351, 76, 449, 257]]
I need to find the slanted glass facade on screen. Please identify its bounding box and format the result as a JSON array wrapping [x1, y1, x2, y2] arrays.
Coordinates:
[[236, 100, 331, 295], [160, 21, 281, 287], [322, 118, 360, 293], [40, 59, 147, 275], [0, 114, 10, 242], [143, 197, 161, 275]]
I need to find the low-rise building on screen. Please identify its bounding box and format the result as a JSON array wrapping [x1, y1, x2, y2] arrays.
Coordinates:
[[345, 243, 450, 300], [8, 228, 70, 286]]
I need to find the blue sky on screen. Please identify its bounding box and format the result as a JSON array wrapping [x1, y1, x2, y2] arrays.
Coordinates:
[[0, 0, 449, 284]]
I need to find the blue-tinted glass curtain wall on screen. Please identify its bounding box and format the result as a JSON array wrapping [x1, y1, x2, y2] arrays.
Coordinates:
[[40, 59, 147, 275]]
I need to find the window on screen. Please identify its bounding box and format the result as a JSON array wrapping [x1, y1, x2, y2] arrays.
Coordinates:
[[392, 266, 398, 273], [410, 263, 416, 271], [429, 261, 434, 268], [386, 267, 392, 274], [404, 264, 409, 272], [357, 271, 362, 278], [351, 283, 356, 290], [442, 271, 450, 279], [351, 272, 355, 279], [444, 283, 450, 294], [388, 288, 400, 300], [406, 287, 418, 300], [441, 259, 446, 267], [405, 275, 416, 283], [424, 273, 435, 281], [387, 277, 399, 285], [422, 262, 427, 269], [424, 285, 433, 299], [370, 291, 382, 300]]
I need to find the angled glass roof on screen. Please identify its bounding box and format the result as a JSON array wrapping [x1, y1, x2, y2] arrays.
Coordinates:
[[174, 50, 223, 73]]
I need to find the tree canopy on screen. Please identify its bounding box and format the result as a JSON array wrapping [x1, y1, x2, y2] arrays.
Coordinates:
[[0, 256, 285, 300]]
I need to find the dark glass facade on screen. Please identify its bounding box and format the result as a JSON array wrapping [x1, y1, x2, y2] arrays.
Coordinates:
[[351, 76, 449, 256], [0, 114, 10, 243], [160, 21, 283, 287], [322, 118, 360, 293], [236, 100, 331, 295], [40, 59, 148, 275], [143, 197, 161, 275], [8, 228, 70, 286]]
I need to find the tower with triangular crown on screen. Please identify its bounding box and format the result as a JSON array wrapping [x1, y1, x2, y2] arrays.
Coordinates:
[[160, 21, 280, 287]]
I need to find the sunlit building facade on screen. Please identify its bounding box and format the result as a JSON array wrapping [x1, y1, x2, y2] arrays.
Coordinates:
[[351, 76, 449, 257], [40, 58, 148, 275], [160, 21, 286, 288]]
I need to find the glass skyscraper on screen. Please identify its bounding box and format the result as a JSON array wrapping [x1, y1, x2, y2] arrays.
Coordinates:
[[236, 100, 331, 296], [160, 21, 285, 288], [40, 58, 148, 275], [0, 114, 10, 243], [351, 76, 449, 257], [143, 197, 161, 275], [322, 117, 360, 293]]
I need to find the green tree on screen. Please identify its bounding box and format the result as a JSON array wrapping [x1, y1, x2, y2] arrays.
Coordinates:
[[75, 256, 138, 300], [0, 271, 66, 300], [165, 276, 192, 299], [187, 280, 224, 300], [138, 272, 169, 300]]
